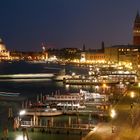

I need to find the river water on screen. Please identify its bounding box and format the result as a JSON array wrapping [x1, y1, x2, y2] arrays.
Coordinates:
[[0, 61, 93, 96], [0, 62, 96, 140]]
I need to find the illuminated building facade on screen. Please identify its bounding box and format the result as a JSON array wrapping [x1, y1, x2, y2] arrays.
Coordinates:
[[118, 46, 140, 69], [104, 47, 119, 63], [105, 45, 140, 70], [81, 49, 105, 63], [10, 51, 48, 61], [59, 48, 80, 61], [80, 42, 105, 63]]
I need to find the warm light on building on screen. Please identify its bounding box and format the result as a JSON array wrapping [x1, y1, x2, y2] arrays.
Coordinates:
[[48, 55, 57, 62]]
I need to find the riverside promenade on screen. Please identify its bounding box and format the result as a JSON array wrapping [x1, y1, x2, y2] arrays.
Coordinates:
[[83, 98, 140, 139]]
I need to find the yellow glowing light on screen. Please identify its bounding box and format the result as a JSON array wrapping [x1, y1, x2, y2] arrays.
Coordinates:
[[89, 71, 92, 75], [138, 83, 140, 87], [110, 109, 116, 119], [65, 84, 69, 88], [102, 83, 107, 88], [16, 135, 27, 140], [72, 72, 75, 76], [19, 110, 26, 116], [130, 91, 135, 98]]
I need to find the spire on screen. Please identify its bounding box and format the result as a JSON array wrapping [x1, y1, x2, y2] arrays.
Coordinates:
[[133, 11, 140, 46], [135, 11, 140, 23], [82, 43, 86, 51], [101, 41, 105, 50]]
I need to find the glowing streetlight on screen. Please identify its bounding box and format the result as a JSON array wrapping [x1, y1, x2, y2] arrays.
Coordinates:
[[110, 109, 116, 119], [138, 82, 140, 88], [110, 108, 117, 133], [72, 72, 75, 76], [89, 71, 92, 75], [103, 83, 107, 88], [19, 110, 26, 116], [130, 91, 135, 98], [65, 84, 69, 88], [102, 83, 108, 94]]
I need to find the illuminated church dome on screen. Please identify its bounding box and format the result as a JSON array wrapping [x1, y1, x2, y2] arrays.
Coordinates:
[[0, 38, 6, 52], [0, 38, 10, 60]]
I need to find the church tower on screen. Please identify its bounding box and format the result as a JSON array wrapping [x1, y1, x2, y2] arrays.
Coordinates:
[[133, 11, 140, 46]]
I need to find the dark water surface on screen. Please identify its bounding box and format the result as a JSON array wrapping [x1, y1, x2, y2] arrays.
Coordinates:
[[0, 62, 93, 140], [0, 131, 84, 140]]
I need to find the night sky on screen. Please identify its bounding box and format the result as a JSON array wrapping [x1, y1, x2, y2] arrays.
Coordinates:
[[0, 0, 140, 51]]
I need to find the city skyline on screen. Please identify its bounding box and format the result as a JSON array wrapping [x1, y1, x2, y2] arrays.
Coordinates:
[[0, 0, 140, 51]]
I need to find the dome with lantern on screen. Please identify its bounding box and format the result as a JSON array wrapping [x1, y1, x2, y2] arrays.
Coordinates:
[[0, 38, 7, 52]]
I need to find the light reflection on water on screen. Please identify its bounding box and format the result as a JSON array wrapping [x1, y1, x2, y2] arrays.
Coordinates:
[[0, 80, 97, 99], [0, 62, 92, 97], [0, 73, 54, 78], [13, 132, 83, 140], [0, 78, 52, 82]]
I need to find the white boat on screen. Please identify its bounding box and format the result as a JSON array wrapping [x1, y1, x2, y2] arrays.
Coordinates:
[[57, 102, 86, 109], [23, 108, 63, 116]]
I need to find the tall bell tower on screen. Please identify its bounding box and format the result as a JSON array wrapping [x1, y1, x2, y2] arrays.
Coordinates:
[[133, 11, 140, 46]]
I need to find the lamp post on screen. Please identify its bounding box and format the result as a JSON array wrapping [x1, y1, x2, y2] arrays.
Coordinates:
[[110, 108, 116, 133], [19, 110, 26, 127], [19, 110, 26, 116], [130, 91, 135, 111], [110, 108, 116, 119], [130, 91, 135, 99]]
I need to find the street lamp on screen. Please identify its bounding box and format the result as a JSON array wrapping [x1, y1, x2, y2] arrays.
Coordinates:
[[72, 72, 75, 76], [19, 110, 26, 116], [130, 91, 135, 99], [19, 110, 26, 127], [103, 83, 107, 88], [110, 108, 116, 119], [102, 83, 107, 94], [110, 108, 116, 133], [129, 91, 135, 111]]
